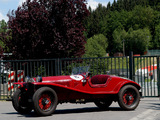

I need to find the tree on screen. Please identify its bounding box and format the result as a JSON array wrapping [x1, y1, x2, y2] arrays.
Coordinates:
[[154, 23, 160, 49], [112, 28, 127, 53], [84, 4, 107, 38], [0, 20, 11, 55], [129, 6, 154, 29], [83, 34, 108, 58], [107, 2, 111, 10], [125, 28, 151, 55], [100, 10, 129, 55], [83, 0, 160, 55], [7, 0, 89, 59], [0, 20, 7, 50]]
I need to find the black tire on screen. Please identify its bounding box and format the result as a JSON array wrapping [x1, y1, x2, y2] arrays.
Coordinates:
[[94, 99, 113, 109], [12, 89, 32, 114], [118, 85, 140, 110], [33, 87, 58, 116]]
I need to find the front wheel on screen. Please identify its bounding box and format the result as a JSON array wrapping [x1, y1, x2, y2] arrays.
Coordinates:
[[118, 85, 140, 110], [12, 89, 32, 114], [33, 87, 58, 116]]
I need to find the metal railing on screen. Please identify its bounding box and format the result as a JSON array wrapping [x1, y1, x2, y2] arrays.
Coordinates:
[[133, 56, 159, 97], [0, 54, 160, 100]]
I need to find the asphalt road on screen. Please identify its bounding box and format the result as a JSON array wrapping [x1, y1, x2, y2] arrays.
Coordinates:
[[0, 97, 160, 120]]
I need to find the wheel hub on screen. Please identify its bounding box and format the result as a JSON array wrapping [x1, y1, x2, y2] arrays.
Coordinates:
[[42, 98, 50, 106], [39, 94, 52, 110], [123, 91, 135, 105], [126, 95, 132, 101]]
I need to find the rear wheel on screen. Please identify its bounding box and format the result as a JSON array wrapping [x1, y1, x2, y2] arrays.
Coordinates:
[[94, 99, 113, 109], [12, 89, 32, 114], [118, 85, 140, 110], [33, 87, 58, 116]]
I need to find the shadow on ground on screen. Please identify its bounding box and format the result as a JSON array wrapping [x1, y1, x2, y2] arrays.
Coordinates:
[[4, 106, 123, 117], [147, 103, 160, 110]]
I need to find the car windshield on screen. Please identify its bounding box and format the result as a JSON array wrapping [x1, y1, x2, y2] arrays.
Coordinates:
[[71, 66, 90, 75]]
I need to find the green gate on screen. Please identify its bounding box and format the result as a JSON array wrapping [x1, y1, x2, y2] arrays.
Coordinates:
[[133, 56, 159, 97], [0, 55, 159, 100]]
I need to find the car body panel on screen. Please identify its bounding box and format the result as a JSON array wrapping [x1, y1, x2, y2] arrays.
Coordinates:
[[14, 74, 140, 95], [12, 66, 141, 116]]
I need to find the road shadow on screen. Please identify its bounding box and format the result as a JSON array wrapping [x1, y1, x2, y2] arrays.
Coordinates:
[[54, 106, 122, 115], [4, 106, 124, 118], [147, 103, 160, 110], [3, 111, 38, 117]]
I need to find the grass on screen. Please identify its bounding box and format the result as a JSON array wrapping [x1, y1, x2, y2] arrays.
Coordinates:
[[0, 95, 11, 101], [61, 56, 157, 76], [134, 57, 157, 71]]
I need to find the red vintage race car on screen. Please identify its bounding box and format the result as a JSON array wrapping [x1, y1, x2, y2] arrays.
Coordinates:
[[12, 66, 141, 116]]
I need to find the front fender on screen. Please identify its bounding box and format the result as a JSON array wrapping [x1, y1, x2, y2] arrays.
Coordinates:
[[14, 82, 25, 87]]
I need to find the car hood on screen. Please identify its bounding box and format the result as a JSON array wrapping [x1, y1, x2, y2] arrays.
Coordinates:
[[41, 75, 84, 83]]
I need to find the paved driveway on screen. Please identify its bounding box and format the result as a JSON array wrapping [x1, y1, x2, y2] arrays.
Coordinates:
[[0, 97, 160, 120]]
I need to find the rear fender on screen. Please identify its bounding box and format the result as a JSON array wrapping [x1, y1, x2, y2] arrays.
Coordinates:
[[113, 81, 141, 93]]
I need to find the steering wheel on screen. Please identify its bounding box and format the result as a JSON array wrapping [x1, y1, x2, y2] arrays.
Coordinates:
[[80, 72, 91, 79]]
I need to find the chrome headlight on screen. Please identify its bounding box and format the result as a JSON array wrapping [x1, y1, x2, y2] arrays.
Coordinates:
[[36, 76, 42, 82], [25, 76, 35, 83]]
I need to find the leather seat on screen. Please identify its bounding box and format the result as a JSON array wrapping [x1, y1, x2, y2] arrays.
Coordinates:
[[90, 75, 109, 84]]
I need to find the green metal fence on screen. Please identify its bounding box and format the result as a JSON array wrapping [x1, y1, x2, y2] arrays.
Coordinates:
[[0, 59, 59, 100], [0, 55, 159, 100], [133, 56, 159, 97]]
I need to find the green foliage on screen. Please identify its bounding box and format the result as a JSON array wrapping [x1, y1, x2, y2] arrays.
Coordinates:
[[0, 20, 11, 54], [154, 23, 160, 49], [125, 28, 151, 54], [84, 2, 159, 56], [129, 6, 154, 29], [3, 0, 160, 58], [83, 34, 108, 58], [112, 27, 151, 55], [84, 4, 107, 38], [0, 20, 7, 33], [61, 57, 129, 77], [33, 66, 46, 77], [88, 57, 129, 76], [0, 20, 7, 51], [112, 28, 127, 53]]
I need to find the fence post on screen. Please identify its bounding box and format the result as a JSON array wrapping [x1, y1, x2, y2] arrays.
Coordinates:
[[129, 51, 133, 80], [59, 59, 62, 75], [55, 58, 62, 76], [0, 60, 1, 99], [157, 57, 160, 96], [55, 59, 59, 76]]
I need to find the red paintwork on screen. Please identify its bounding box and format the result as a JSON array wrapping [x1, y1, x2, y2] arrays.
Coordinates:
[[14, 74, 140, 102]]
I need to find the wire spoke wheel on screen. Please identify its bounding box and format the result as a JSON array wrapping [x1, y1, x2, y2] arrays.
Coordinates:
[[123, 90, 135, 105], [39, 94, 53, 111], [12, 89, 32, 114], [33, 87, 58, 116], [118, 85, 140, 110]]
